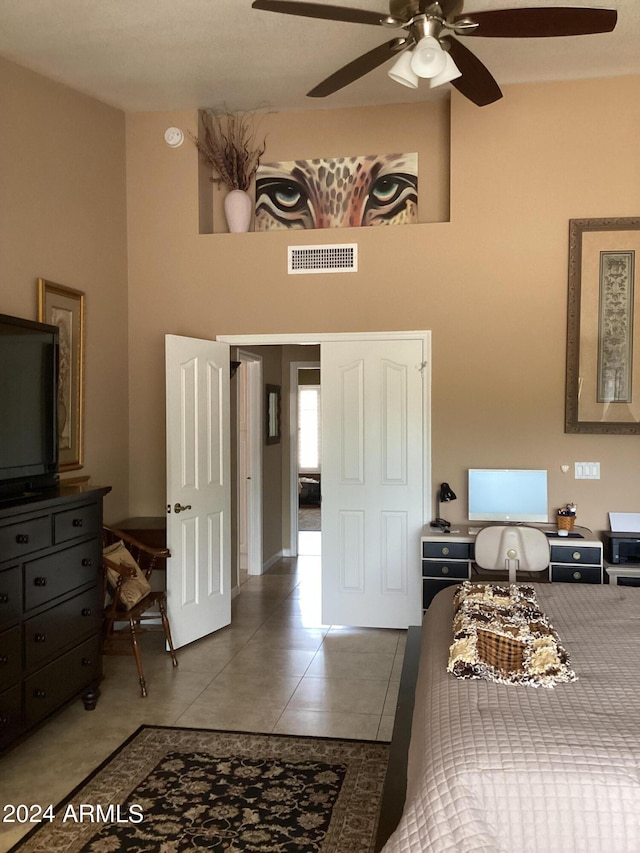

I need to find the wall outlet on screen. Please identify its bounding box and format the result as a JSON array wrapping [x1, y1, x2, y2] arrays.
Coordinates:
[[575, 462, 600, 479]]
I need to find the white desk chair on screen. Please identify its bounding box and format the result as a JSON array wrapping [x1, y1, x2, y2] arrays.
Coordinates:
[[474, 526, 550, 584]]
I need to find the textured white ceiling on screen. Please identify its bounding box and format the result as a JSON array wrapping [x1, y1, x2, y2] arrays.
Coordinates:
[[0, 0, 636, 112]]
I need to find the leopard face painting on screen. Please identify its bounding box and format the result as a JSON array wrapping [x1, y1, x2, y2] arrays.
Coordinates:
[[254, 153, 418, 231]]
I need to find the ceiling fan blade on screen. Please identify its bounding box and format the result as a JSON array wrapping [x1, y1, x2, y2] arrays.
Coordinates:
[[308, 38, 407, 97], [445, 38, 503, 106], [251, 1, 390, 27], [456, 7, 617, 38]]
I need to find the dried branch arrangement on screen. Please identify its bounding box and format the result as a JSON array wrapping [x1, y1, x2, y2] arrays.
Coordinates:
[[191, 106, 268, 191]]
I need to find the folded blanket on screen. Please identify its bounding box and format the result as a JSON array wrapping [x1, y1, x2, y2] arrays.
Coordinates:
[[447, 581, 577, 688]]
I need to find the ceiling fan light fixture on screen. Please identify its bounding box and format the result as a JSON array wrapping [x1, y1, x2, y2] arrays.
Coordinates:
[[410, 36, 447, 79], [429, 51, 462, 89], [388, 51, 419, 89]]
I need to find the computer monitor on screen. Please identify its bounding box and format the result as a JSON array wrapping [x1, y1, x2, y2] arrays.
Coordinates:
[[468, 469, 548, 523]]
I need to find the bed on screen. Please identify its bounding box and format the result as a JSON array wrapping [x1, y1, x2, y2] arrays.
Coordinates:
[[381, 582, 640, 853]]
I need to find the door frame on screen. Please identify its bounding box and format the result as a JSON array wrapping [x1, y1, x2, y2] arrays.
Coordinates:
[[218, 331, 432, 530], [236, 350, 264, 576]]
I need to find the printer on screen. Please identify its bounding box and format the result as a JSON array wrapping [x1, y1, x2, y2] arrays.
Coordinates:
[[602, 531, 640, 564]]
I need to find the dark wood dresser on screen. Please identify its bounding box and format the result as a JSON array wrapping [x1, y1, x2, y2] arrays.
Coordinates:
[[0, 484, 110, 751]]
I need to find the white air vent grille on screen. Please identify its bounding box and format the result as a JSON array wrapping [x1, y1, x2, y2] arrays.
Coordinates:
[[288, 243, 358, 274]]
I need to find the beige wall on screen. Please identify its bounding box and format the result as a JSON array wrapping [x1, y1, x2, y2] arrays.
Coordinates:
[[125, 78, 640, 535], [1, 57, 129, 522], [7, 59, 638, 537]]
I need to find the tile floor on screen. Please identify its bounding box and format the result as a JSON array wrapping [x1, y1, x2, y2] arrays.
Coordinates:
[[0, 533, 405, 851]]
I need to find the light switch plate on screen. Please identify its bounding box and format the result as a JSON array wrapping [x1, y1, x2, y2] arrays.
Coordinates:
[[575, 462, 600, 479]]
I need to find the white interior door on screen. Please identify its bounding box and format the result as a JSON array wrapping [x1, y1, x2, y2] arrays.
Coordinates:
[[321, 337, 426, 629], [166, 334, 231, 649]]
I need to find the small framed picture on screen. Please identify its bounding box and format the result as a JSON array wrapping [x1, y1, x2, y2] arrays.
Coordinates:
[[37, 278, 85, 470]]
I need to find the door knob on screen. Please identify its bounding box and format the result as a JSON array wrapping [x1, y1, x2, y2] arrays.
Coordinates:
[[174, 503, 192, 514]]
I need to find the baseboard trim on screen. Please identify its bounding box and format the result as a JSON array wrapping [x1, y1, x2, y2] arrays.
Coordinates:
[[263, 550, 284, 572]]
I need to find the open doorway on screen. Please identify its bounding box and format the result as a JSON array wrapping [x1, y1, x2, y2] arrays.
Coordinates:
[[296, 363, 321, 557], [289, 360, 321, 557]]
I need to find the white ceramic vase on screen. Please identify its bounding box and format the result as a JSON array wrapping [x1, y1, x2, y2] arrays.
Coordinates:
[[224, 188, 252, 233]]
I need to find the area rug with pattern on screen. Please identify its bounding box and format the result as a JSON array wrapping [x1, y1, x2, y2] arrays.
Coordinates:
[[10, 725, 390, 853]]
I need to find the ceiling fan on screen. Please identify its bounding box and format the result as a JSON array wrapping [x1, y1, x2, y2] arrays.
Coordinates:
[[251, 1, 617, 106]]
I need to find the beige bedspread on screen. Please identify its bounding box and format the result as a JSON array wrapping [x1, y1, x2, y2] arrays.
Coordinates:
[[382, 583, 640, 853]]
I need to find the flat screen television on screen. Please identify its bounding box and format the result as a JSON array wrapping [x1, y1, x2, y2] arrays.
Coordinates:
[[0, 313, 59, 501], [468, 469, 548, 523]]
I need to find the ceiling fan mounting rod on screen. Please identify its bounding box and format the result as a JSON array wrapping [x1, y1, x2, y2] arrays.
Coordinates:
[[409, 13, 445, 43]]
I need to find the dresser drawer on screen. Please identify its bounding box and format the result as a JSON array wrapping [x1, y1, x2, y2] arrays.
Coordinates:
[[422, 560, 469, 580], [53, 502, 101, 545], [0, 515, 50, 562], [550, 545, 601, 565], [423, 541, 472, 560], [0, 625, 21, 692], [0, 684, 23, 751], [551, 565, 601, 584], [24, 586, 101, 671], [0, 565, 21, 629], [24, 540, 101, 611], [25, 635, 101, 727]]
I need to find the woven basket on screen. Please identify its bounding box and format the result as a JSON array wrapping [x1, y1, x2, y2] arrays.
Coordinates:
[[557, 514, 575, 531]]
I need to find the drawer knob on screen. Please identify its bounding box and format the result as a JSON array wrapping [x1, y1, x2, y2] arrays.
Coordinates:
[[33, 689, 47, 699], [33, 577, 47, 587], [572, 551, 582, 561], [573, 571, 582, 580], [81, 657, 93, 666], [81, 558, 93, 567], [81, 608, 93, 617], [0, 594, 9, 604], [34, 633, 47, 643], [441, 566, 450, 575], [72, 518, 84, 527], [0, 655, 8, 664], [442, 547, 450, 556], [15, 533, 29, 544], [0, 713, 9, 726]]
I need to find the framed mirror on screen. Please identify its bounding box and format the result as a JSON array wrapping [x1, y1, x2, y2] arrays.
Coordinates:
[[566, 216, 640, 434], [266, 384, 281, 445]]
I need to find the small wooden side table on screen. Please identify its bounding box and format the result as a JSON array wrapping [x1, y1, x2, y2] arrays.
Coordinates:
[[113, 516, 166, 550], [113, 517, 167, 592]]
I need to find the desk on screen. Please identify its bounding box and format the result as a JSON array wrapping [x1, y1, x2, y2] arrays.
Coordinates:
[[421, 524, 603, 609]]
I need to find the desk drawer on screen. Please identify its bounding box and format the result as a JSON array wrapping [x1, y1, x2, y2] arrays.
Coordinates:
[[24, 586, 101, 671], [422, 560, 469, 580], [551, 565, 601, 584], [550, 545, 601, 565], [0, 566, 21, 629], [423, 578, 461, 608], [54, 502, 101, 545], [24, 540, 101, 611], [0, 626, 21, 692], [0, 515, 50, 562], [423, 542, 471, 560], [25, 635, 101, 727]]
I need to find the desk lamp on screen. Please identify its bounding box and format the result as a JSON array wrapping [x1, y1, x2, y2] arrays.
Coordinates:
[[430, 482, 457, 531]]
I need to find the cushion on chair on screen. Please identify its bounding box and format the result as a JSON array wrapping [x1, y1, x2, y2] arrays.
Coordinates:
[[103, 540, 151, 610]]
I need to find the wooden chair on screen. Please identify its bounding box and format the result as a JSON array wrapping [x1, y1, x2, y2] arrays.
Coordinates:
[[102, 525, 178, 697]]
